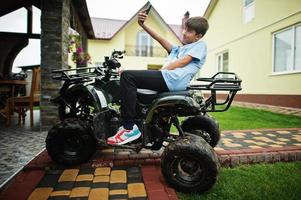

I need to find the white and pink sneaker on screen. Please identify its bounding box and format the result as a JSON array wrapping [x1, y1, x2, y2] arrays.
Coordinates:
[[107, 125, 141, 145]]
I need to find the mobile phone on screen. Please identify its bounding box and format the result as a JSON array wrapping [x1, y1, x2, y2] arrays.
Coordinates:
[[145, 4, 152, 15]]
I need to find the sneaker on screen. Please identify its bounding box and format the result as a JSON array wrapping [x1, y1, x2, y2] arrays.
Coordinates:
[[107, 125, 141, 145]]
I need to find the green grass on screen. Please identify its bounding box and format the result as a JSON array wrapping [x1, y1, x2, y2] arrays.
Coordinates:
[[207, 106, 301, 130], [178, 161, 301, 200], [171, 106, 301, 132]]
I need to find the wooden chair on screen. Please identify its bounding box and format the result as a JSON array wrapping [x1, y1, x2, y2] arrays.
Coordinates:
[[5, 67, 40, 127]]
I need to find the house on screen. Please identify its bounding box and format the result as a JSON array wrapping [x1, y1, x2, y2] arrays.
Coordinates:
[[201, 0, 301, 108], [88, 2, 183, 70]]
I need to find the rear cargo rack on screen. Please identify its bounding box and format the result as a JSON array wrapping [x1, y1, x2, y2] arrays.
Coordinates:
[[188, 72, 242, 112]]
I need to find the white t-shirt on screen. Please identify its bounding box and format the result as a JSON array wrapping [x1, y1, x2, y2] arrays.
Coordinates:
[[161, 40, 207, 91]]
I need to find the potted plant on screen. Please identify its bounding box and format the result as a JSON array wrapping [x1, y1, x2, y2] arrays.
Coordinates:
[[68, 35, 91, 67]]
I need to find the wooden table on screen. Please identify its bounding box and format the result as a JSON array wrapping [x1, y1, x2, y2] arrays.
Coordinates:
[[0, 79, 27, 97]]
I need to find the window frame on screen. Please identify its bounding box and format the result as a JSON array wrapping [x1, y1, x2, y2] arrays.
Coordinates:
[[243, 0, 255, 24], [136, 30, 153, 57], [271, 23, 301, 75], [216, 50, 229, 73]]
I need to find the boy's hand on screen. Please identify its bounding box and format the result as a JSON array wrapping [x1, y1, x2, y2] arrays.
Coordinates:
[[117, 67, 124, 75], [138, 10, 148, 26]]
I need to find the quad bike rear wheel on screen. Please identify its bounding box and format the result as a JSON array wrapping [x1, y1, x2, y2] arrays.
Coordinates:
[[46, 118, 97, 165], [161, 135, 219, 193], [181, 115, 220, 147]]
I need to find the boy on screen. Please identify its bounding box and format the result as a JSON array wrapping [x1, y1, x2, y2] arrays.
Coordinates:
[[107, 9, 209, 145]]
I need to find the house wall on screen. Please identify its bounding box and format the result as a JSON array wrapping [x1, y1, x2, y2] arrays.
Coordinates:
[[201, 0, 301, 107], [88, 10, 181, 70]]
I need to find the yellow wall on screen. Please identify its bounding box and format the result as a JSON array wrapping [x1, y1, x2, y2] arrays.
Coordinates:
[[201, 0, 301, 95], [88, 10, 181, 70]]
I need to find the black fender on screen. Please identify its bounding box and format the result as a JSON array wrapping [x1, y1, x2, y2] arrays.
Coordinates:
[[61, 84, 109, 111], [181, 114, 221, 147], [145, 95, 200, 123]]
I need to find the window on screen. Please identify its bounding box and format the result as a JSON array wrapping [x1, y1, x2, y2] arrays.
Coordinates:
[[217, 51, 229, 73], [136, 30, 153, 57], [243, 0, 255, 24], [273, 24, 301, 73]]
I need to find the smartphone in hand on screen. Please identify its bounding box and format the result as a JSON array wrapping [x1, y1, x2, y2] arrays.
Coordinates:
[[145, 4, 152, 15]]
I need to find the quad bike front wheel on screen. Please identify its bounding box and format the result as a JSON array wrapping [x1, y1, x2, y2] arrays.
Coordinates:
[[58, 86, 99, 121], [161, 135, 219, 193], [181, 115, 220, 147], [46, 118, 97, 165]]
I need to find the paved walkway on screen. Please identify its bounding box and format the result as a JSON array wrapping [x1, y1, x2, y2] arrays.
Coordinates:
[[0, 104, 301, 200], [0, 128, 300, 200]]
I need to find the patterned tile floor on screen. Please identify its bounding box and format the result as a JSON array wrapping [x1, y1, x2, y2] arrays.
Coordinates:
[[8, 128, 301, 200], [0, 110, 45, 186], [27, 166, 147, 200]]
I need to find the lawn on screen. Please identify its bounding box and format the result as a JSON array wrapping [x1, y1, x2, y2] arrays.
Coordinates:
[[177, 106, 301, 200], [171, 106, 301, 132], [178, 161, 301, 200], [207, 106, 301, 130]]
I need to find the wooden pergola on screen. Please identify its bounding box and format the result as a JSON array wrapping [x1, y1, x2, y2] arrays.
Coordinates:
[[0, 0, 95, 129]]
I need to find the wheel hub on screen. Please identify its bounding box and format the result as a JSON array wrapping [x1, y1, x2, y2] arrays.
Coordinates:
[[180, 159, 199, 174]]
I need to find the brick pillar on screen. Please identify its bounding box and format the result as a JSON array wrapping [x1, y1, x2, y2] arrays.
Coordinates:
[[40, 0, 71, 130]]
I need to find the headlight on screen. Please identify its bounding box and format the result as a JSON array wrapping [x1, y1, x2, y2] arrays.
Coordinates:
[[192, 90, 205, 105]]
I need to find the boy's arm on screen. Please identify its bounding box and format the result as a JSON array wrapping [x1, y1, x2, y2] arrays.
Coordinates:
[[161, 55, 193, 70], [138, 12, 173, 53]]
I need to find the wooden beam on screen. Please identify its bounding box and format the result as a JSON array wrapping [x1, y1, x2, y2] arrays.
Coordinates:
[[0, 32, 40, 39], [26, 6, 33, 34]]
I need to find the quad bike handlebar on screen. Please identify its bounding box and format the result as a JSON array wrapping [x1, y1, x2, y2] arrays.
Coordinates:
[[51, 50, 125, 83]]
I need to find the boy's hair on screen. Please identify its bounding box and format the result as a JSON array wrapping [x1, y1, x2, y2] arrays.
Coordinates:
[[185, 17, 209, 36]]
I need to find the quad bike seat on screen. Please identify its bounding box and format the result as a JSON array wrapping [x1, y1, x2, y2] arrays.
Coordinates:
[[137, 89, 193, 105]]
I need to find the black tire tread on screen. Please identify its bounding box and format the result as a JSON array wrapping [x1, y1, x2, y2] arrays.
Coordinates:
[[46, 118, 97, 165], [161, 135, 219, 193]]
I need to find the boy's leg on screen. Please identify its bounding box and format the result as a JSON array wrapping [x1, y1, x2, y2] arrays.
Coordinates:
[[120, 70, 168, 123], [107, 70, 168, 145]]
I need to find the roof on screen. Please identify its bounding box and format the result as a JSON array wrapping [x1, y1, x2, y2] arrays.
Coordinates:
[[203, 0, 218, 19], [72, 0, 95, 39], [92, 17, 182, 40], [91, 2, 182, 41], [91, 18, 127, 39]]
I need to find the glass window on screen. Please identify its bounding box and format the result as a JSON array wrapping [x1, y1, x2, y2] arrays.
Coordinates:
[[295, 25, 301, 70], [244, 0, 254, 6], [243, 0, 255, 24], [223, 52, 229, 72], [136, 30, 153, 57], [274, 28, 293, 72], [217, 51, 229, 77], [273, 24, 301, 73]]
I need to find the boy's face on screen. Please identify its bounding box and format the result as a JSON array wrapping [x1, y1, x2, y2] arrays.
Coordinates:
[[182, 27, 202, 44]]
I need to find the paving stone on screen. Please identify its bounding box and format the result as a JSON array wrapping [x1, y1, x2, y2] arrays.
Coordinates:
[[0, 106, 301, 200]]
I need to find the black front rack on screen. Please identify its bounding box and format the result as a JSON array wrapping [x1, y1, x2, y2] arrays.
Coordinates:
[[51, 66, 97, 82], [188, 72, 242, 112]]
